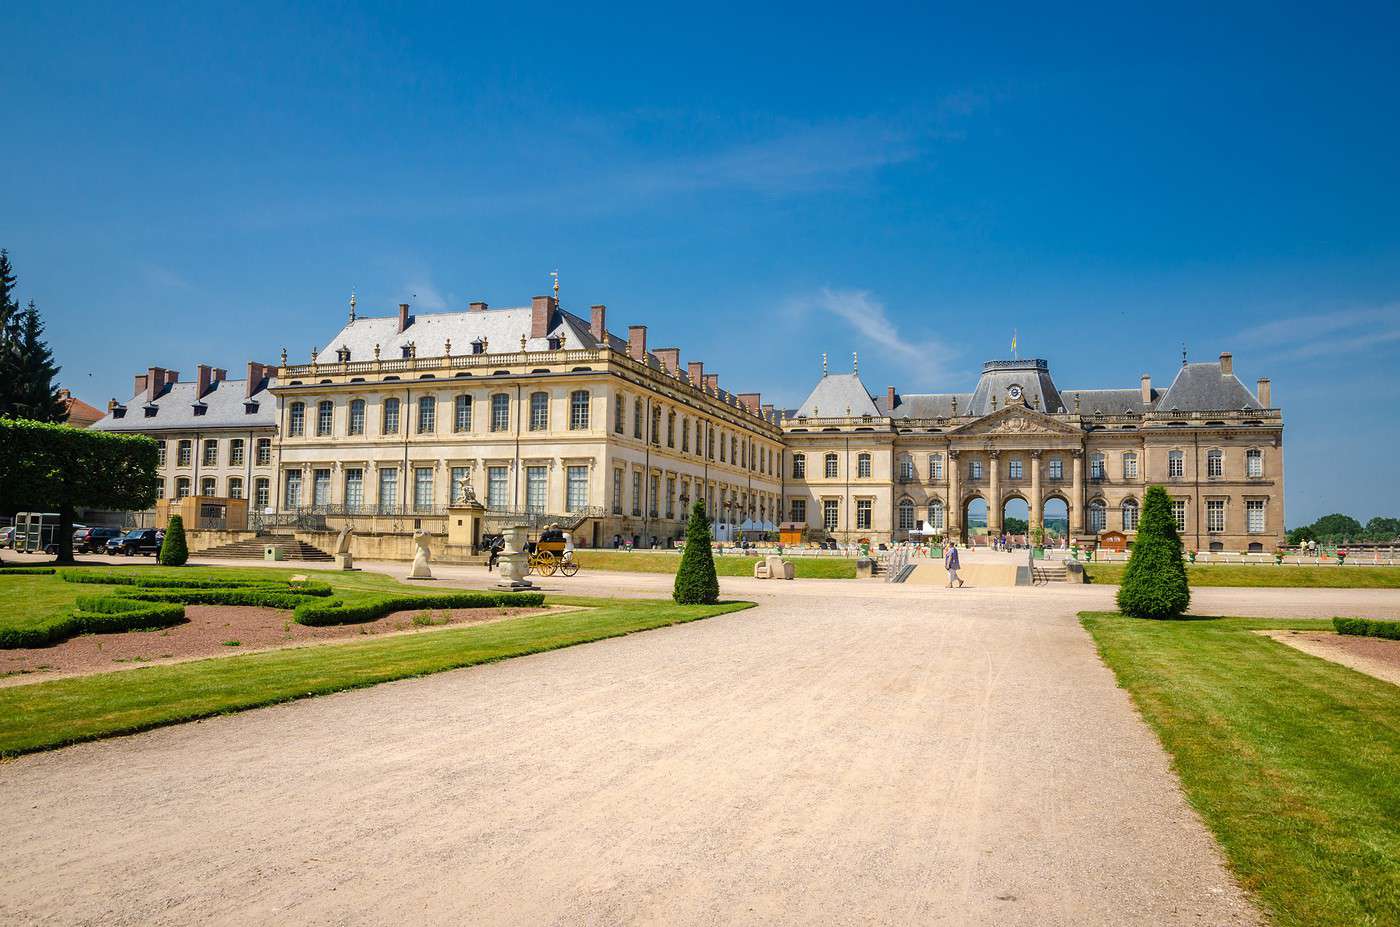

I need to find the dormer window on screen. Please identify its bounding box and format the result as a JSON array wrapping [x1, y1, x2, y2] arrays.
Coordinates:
[[143, 405, 158, 418], [547, 336, 564, 350], [471, 338, 485, 355], [111, 407, 127, 419], [244, 401, 259, 414], [335, 347, 351, 362], [192, 404, 207, 416], [401, 345, 413, 359]]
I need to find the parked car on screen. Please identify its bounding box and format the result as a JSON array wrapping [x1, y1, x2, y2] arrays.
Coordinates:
[[105, 528, 165, 557], [0, 526, 13, 548], [74, 526, 123, 553]]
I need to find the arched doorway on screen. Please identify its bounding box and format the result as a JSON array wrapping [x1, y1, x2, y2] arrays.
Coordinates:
[[963, 495, 988, 545], [1000, 494, 1029, 544], [1042, 495, 1069, 547]]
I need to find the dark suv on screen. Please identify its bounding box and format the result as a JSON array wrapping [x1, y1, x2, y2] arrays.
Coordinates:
[[105, 528, 164, 557], [74, 527, 122, 553]]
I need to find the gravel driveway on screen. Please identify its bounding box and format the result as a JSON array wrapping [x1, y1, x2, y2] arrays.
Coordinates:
[[4, 576, 1391, 925]]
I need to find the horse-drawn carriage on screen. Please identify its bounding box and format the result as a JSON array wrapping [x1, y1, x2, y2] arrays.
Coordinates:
[[525, 527, 579, 577]]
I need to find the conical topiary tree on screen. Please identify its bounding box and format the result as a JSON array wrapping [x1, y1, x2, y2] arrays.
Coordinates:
[[159, 514, 189, 566], [1116, 485, 1190, 618], [673, 499, 719, 604]]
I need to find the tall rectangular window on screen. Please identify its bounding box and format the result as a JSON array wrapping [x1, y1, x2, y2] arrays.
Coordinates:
[[525, 466, 547, 513], [454, 395, 471, 432], [631, 471, 642, 516], [791, 498, 807, 523], [156, 441, 167, 467], [1207, 499, 1225, 533], [649, 474, 660, 516], [1123, 453, 1138, 479], [1090, 453, 1105, 480], [202, 439, 218, 466], [1172, 499, 1187, 532], [969, 460, 983, 480], [793, 455, 806, 478], [177, 440, 192, 466], [1168, 451, 1184, 478], [491, 394, 509, 432], [856, 499, 872, 530], [317, 401, 333, 436], [1247, 500, 1265, 533], [633, 399, 642, 439], [859, 454, 873, 478], [414, 467, 434, 511], [378, 467, 398, 513], [349, 399, 366, 435], [487, 466, 508, 510], [1207, 450, 1223, 478], [1009, 458, 1023, 480], [681, 418, 689, 452], [344, 468, 364, 509], [256, 438, 271, 465], [570, 391, 590, 430], [823, 499, 839, 531], [229, 439, 244, 466], [284, 470, 302, 508], [928, 454, 943, 480], [313, 468, 331, 506], [254, 478, 270, 509], [417, 397, 436, 434], [530, 392, 549, 431], [825, 454, 838, 478], [665, 477, 675, 518], [289, 402, 305, 436], [382, 398, 400, 434], [567, 466, 589, 511], [1247, 449, 1262, 478], [612, 469, 623, 515], [614, 395, 624, 434], [1049, 457, 1063, 480]]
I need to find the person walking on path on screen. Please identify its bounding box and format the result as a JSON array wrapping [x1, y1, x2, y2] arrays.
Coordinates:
[[945, 542, 964, 588]]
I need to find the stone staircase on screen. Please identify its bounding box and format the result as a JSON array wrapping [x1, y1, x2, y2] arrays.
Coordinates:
[[1031, 561, 1071, 584], [197, 534, 334, 562]]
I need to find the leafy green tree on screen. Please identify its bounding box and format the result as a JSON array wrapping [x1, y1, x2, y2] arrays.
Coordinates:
[[1116, 485, 1190, 619], [1309, 513, 1363, 543], [1, 300, 66, 422], [1003, 516, 1028, 535], [0, 419, 159, 563], [159, 514, 189, 566], [1365, 516, 1400, 541], [1287, 525, 1316, 546], [673, 499, 719, 604]]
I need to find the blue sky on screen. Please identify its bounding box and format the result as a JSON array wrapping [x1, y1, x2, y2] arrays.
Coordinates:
[[3, 1, 1397, 524]]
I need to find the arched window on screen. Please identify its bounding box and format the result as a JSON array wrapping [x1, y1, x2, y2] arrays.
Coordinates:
[[570, 390, 590, 430], [288, 401, 305, 436], [929, 500, 945, 531], [1168, 449, 1184, 478], [454, 395, 471, 432], [1207, 449, 1223, 478], [382, 397, 400, 434], [227, 477, 244, 500], [348, 399, 366, 435], [824, 453, 839, 478], [1246, 448, 1262, 478], [897, 498, 916, 530], [174, 477, 191, 499], [529, 391, 549, 431], [1121, 498, 1139, 531], [316, 400, 334, 436], [859, 453, 873, 478], [1122, 452, 1138, 479], [1088, 499, 1107, 532], [1090, 452, 1105, 480], [792, 453, 806, 478]]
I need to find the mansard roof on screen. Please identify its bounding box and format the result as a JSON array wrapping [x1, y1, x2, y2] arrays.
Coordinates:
[[93, 378, 277, 432], [965, 359, 1065, 416], [1156, 362, 1263, 412], [1058, 388, 1156, 416], [320, 305, 608, 362], [882, 393, 971, 419], [795, 373, 880, 418]]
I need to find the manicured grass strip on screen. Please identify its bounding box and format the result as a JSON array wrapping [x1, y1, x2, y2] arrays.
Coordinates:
[[293, 590, 545, 626], [1333, 616, 1400, 640], [1083, 562, 1400, 588], [0, 599, 752, 757], [1082, 612, 1400, 927], [0, 597, 187, 649], [572, 549, 857, 578]]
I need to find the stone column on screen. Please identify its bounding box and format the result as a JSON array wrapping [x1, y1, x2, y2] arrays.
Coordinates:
[[1070, 449, 1085, 536], [987, 450, 1002, 536], [1030, 450, 1043, 533], [947, 450, 961, 540]]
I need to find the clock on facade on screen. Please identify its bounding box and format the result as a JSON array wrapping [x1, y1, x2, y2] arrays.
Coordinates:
[[1007, 384, 1023, 402]]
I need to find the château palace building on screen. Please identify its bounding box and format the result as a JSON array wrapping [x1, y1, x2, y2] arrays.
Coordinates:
[[93, 294, 1284, 552]]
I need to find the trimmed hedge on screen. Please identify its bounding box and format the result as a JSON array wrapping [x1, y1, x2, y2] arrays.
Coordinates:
[[1333, 617, 1400, 640], [0, 567, 57, 575], [294, 591, 547, 627], [56, 570, 332, 596], [1, 599, 186, 649], [112, 588, 321, 610]]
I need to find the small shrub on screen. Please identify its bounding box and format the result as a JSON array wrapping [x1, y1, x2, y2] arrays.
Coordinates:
[[673, 500, 719, 605], [158, 515, 189, 566], [1, 599, 186, 649], [1117, 485, 1190, 619], [1333, 617, 1400, 640], [0, 567, 57, 575], [221, 640, 241, 647]]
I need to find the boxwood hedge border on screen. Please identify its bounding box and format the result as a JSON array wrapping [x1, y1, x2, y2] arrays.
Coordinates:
[[1332, 616, 1400, 640]]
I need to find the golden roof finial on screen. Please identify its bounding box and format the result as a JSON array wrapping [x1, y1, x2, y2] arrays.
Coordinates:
[[550, 269, 559, 302]]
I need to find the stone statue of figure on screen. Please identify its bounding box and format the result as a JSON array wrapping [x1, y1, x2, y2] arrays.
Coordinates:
[[335, 525, 354, 555], [409, 529, 434, 579], [454, 472, 479, 505]]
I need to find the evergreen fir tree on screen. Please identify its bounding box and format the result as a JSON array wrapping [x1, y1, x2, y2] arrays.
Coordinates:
[[673, 500, 720, 604], [159, 514, 189, 566], [1116, 484, 1191, 618], [0, 250, 19, 413], [3, 300, 67, 422]]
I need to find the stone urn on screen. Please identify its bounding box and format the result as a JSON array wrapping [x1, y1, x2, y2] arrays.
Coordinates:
[[495, 524, 534, 590]]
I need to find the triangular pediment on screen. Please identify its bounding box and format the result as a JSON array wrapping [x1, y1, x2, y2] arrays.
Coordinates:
[[948, 404, 1081, 437]]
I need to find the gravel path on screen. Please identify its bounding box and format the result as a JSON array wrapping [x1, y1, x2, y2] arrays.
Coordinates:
[[3, 575, 1395, 925]]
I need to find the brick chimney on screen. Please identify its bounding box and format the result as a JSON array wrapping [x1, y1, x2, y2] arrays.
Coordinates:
[[397, 303, 411, 333], [654, 347, 681, 375], [1257, 377, 1271, 407], [704, 373, 719, 394], [531, 295, 554, 339], [133, 372, 149, 398], [468, 301, 488, 312], [1140, 374, 1152, 404], [737, 392, 761, 414], [687, 361, 704, 387], [146, 366, 176, 402], [627, 325, 647, 361], [590, 305, 607, 343], [886, 386, 897, 411], [212, 367, 227, 384], [245, 361, 274, 398], [1219, 351, 1233, 376], [196, 364, 213, 399]]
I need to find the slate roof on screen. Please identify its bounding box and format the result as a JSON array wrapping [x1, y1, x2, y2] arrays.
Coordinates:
[[92, 378, 277, 432], [795, 373, 880, 418], [1059, 388, 1156, 416], [965, 359, 1066, 416], [1156, 362, 1263, 412], [882, 393, 972, 419], [318, 306, 614, 364]]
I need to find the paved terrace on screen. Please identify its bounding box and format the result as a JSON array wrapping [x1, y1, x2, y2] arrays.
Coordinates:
[[1, 558, 1397, 925]]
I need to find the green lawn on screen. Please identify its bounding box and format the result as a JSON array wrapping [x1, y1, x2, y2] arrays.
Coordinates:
[[572, 549, 857, 578], [1083, 562, 1400, 588], [1082, 611, 1400, 927]]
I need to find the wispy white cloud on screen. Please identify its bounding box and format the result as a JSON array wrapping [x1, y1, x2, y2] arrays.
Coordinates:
[[1236, 304, 1400, 360], [403, 280, 449, 310], [785, 287, 957, 379]]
